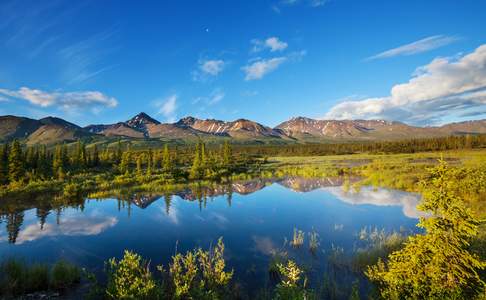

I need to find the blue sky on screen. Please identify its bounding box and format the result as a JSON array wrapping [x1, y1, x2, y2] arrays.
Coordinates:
[[0, 0, 485, 127]]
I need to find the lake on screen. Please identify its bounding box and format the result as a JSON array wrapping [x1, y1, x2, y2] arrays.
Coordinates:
[[0, 177, 421, 297]]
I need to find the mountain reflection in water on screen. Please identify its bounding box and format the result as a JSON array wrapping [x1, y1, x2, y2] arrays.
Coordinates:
[[0, 177, 421, 246]]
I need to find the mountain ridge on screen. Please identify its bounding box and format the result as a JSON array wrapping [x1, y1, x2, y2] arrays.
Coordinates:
[[1, 113, 485, 145]]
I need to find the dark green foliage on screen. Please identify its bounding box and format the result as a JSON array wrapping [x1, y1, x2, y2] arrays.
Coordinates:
[[366, 161, 486, 299], [233, 134, 486, 157], [8, 140, 24, 182], [190, 142, 204, 179], [162, 144, 172, 174], [92, 144, 100, 167], [0, 143, 8, 184], [50, 260, 81, 291], [0, 258, 81, 297], [27, 263, 49, 292], [6, 212, 23, 243]]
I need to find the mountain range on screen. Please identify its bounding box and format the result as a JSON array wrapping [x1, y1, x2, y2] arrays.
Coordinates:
[[1, 112, 485, 145]]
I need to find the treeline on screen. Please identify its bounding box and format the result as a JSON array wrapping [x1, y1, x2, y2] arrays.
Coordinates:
[[0, 140, 250, 187], [1, 134, 485, 187], [233, 134, 486, 156]]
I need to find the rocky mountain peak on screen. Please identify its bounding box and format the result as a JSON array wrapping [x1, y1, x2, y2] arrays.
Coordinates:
[[125, 112, 160, 136], [126, 112, 160, 126]]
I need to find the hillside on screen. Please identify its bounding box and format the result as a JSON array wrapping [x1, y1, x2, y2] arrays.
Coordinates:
[[1, 113, 485, 145], [177, 117, 287, 139]]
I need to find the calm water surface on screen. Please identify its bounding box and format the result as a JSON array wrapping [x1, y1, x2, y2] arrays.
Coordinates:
[[0, 177, 421, 295]]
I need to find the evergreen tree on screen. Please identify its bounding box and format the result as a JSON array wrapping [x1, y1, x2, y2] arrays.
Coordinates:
[[52, 145, 65, 179], [92, 144, 100, 167], [119, 151, 131, 174], [37, 145, 50, 179], [221, 141, 232, 169], [200, 141, 207, 167], [73, 140, 87, 169], [366, 160, 486, 299], [164, 193, 172, 215], [25, 146, 38, 171], [189, 143, 202, 179], [0, 143, 8, 185], [8, 140, 24, 182], [6, 212, 24, 244], [146, 151, 152, 177], [152, 150, 161, 169], [136, 156, 142, 177], [61, 144, 69, 169], [115, 139, 123, 163], [36, 208, 50, 231], [162, 144, 172, 174]]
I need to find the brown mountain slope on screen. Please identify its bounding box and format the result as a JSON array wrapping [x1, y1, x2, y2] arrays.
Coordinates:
[[2, 113, 486, 144], [85, 123, 145, 138], [146, 123, 210, 139], [39, 116, 81, 129], [0, 115, 42, 141], [436, 119, 486, 134], [274, 117, 486, 141], [26, 124, 94, 145], [177, 116, 286, 139]]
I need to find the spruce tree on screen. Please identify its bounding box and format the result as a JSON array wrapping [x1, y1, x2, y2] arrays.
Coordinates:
[[37, 145, 50, 179], [115, 140, 123, 163], [92, 144, 100, 167], [162, 144, 172, 173], [119, 151, 131, 174], [366, 160, 486, 299], [52, 145, 64, 179], [74, 140, 86, 169], [136, 156, 142, 177], [222, 141, 232, 169], [0, 143, 9, 185], [189, 143, 202, 179], [6, 212, 24, 244], [8, 140, 24, 182]]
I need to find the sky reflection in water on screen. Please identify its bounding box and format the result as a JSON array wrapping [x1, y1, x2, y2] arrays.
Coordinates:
[[0, 177, 421, 293]]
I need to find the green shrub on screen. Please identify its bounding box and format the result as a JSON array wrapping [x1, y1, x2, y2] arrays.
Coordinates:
[[0, 258, 27, 296], [164, 237, 233, 299], [50, 260, 81, 291], [274, 260, 312, 300], [27, 263, 49, 292], [105, 250, 159, 299]]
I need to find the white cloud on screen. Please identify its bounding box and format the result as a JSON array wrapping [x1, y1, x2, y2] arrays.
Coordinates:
[[327, 186, 423, 219], [155, 94, 177, 122], [242, 50, 305, 81], [0, 96, 9, 102], [200, 59, 225, 75], [309, 0, 328, 7], [242, 57, 287, 80], [265, 37, 288, 52], [0, 87, 118, 112], [7, 216, 118, 245], [366, 35, 459, 60], [276, 0, 328, 9], [193, 88, 225, 106], [192, 59, 226, 81], [326, 44, 486, 125], [252, 37, 288, 53], [199, 59, 225, 76]]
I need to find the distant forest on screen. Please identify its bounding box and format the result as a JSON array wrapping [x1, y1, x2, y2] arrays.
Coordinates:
[[232, 134, 486, 156]]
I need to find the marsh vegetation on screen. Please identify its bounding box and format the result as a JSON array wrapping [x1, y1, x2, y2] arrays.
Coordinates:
[[0, 139, 485, 299]]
